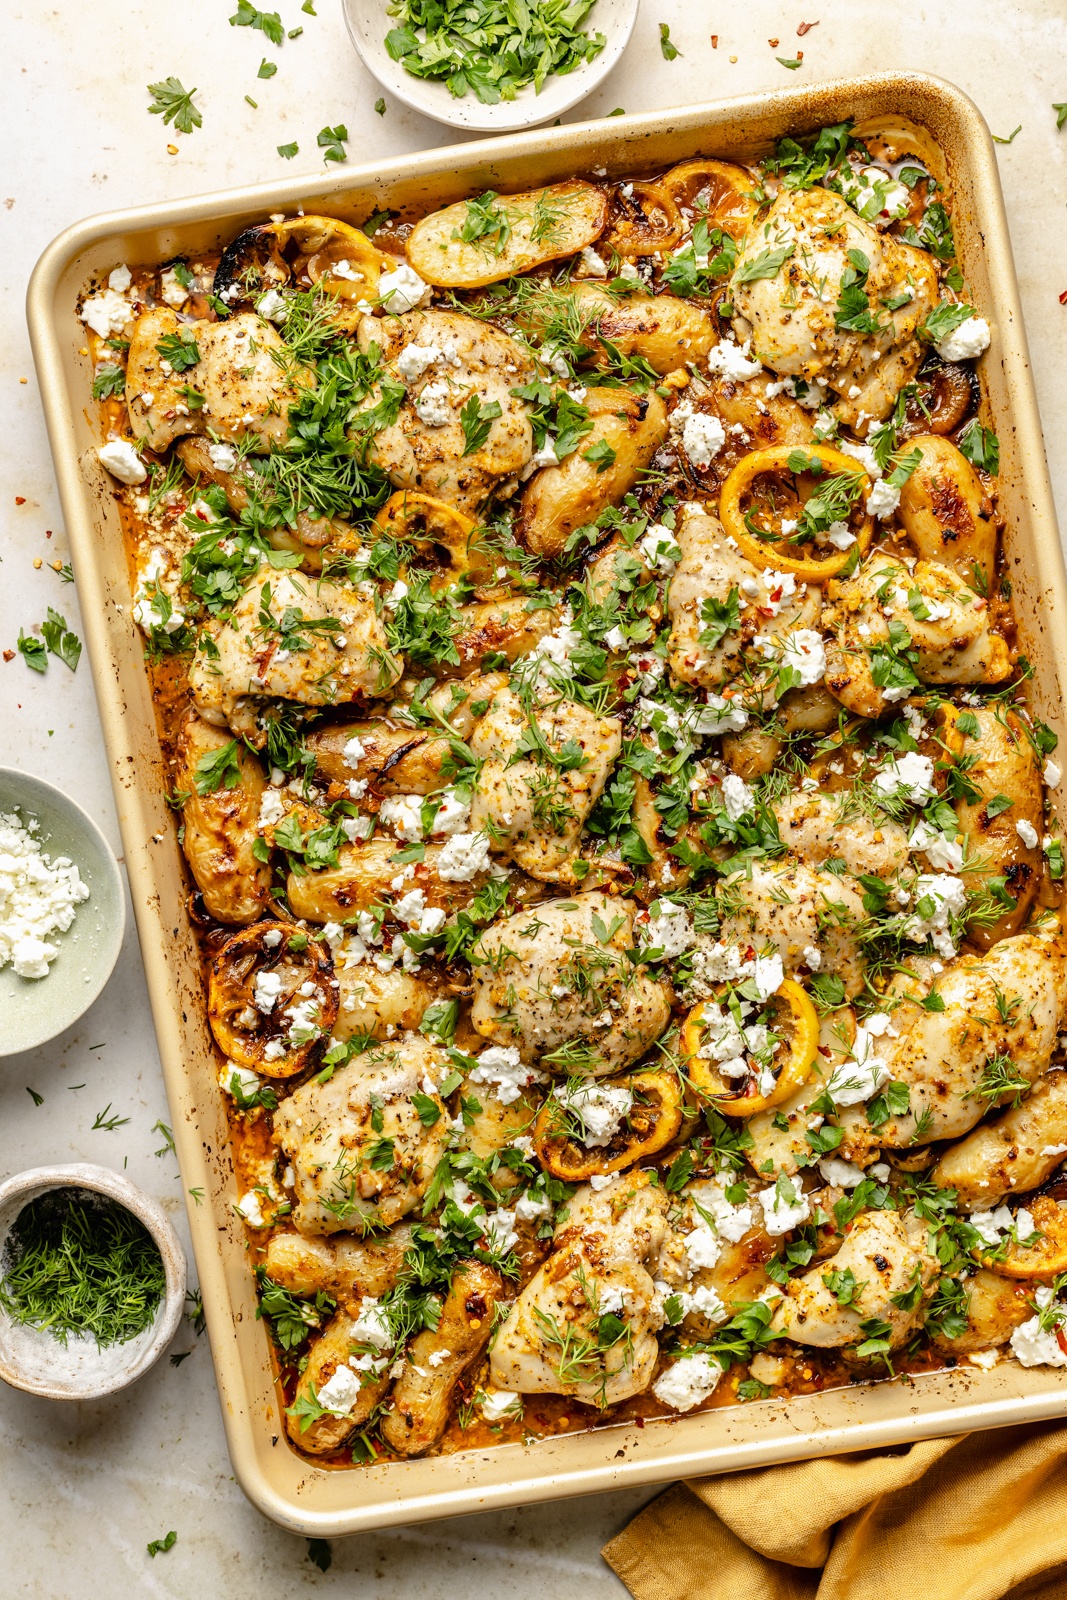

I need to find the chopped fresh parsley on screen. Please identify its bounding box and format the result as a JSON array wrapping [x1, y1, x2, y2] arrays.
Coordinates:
[[384, 0, 607, 105]]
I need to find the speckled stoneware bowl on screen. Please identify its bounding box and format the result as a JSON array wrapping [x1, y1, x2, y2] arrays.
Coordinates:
[[342, 0, 639, 132], [0, 1164, 187, 1398], [0, 767, 125, 1057]]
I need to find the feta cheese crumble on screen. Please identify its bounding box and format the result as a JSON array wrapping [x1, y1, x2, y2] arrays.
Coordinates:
[[377, 263, 432, 313], [652, 1352, 722, 1411], [935, 313, 991, 364], [0, 811, 91, 979], [97, 439, 147, 484]]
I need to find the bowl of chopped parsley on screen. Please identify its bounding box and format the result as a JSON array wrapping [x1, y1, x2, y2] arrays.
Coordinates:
[[0, 1164, 186, 1398], [343, 0, 639, 131]]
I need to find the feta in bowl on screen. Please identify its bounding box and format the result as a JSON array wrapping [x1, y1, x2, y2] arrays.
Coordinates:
[[0, 768, 125, 1056]]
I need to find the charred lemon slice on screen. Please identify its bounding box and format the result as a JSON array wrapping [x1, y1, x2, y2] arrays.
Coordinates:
[[977, 1194, 1067, 1279], [532, 1068, 684, 1181], [719, 444, 874, 581], [659, 159, 760, 239], [374, 491, 493, 588], [682, 979, 819, 1116], [207, 921, 337, 1079], [213, 214, 392, 328], [604, 181, 684, 257]]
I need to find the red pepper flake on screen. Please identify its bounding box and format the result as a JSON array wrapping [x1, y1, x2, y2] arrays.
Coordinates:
[[45, 529, 52, 538], [15, 496, 25, 505], [1058, 1325, 1067, 1358], [768, 37, 780, 46], [710, 33, 718, 47], [3, 650, 14, 663], [797, 19, 819, 34], [1059, 290, 1067, 305], [797, 49, 804, 60]]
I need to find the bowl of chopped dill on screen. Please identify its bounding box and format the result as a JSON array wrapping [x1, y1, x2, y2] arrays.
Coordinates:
[[0, 1165, 187, 1398], [343, 0, 639, 132]]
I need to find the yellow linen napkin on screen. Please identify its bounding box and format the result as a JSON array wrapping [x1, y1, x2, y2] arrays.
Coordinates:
[[603, 1421, 1067, 1600]]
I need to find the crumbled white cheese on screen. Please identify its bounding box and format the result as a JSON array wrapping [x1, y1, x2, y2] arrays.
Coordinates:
[[396, 341, 451, 381], [108, 264, 132, 292], [1011, 1307, 1067, 1368], [579, 246, 609, 277], [639, 524, 680, 573], [818, 1157, 867, 1189], [81, 288, 130, 338], [1017, 819, 1039, 850], [1045, 760, 1062, 790], [469, 1045, 544, 1105], [437, 830, 492, 881], [935, 314, 991, 364], [706, 338, 763, 381], [721, 773, 755, 821], [652, 1352, 722, 1411], [431, 789, 471, 836], [378, 262, 432, 313], [97, 439, 147, 484], [902, 873, 968, 959], [873, 751, 936, 803], [414, 380, 454, 428], [479, 1387, 524, 1422], [207, 440, 239, 473], [827, 1024, 891, 1106], [253, 969, 284, 1013], [779, 628, 826, 687], [642, 899, 694, 958], [676, 1283, 729, 1324], [235, 1191, 267, 1228], [679, 408, 726, 469], [378, 794, 424, 842], [160, 267, 189, 308], [554, 1081, 633, 1147], [0, 811, 91, 979], [908, 819, 964, 872], [866, 478, 901, 520], [351, 1296, 395, 1351], [683, 1224, 722, 1270], [514, 1188, 553, 1223], [219, 1062, 265, 1098], [316, 1364, 363, 1414], [255, 287, 288, 323], [758, 1179, 811, 1235]]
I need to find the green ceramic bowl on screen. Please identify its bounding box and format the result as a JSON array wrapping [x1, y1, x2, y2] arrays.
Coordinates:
[[0, 767, 125, 1057]]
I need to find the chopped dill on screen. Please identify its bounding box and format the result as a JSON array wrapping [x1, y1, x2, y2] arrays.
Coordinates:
[[0, 1189, 165, 1348]]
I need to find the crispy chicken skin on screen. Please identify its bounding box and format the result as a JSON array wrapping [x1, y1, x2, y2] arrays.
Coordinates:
[[470, 892, 671, 1073], [730, 188, 938, 426], [273, 1035, 452, 1234], [355, 308, 536, 516], [469, 686, 622, 883], [126, 309, 305, 451], [490, 1173, 668, 1404]]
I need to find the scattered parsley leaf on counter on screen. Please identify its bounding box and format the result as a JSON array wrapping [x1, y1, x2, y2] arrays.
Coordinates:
[[26, 1088, 43, 1106], [317, 123, 349, 162], [245, 95, 258, 108], [277, 141, 299, 159], [147, 1532, 177, 1558], [92, 1103, 130, 1132], [302, 0, 316, 11], [384, 0, 606, 105], [257, 57, 277, 78], [40, 608, 81, 671], [992, 125, 1022, 144], [1056, 103, 1067, 131], [229, 0, 284, 45], [659, 23, 680, 60], [307, 1539, 332, 1573], [375, 96, 386, 114], [17, 631, 47, 673], [777, 56, 803, 69], [147, 78, 202, 134]]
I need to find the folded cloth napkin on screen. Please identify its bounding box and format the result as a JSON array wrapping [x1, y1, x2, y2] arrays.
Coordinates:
[[603, 1420, 1067, 1600]]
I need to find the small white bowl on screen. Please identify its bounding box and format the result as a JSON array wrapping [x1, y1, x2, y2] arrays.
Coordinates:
[[0, 767, 125, 1058], [342, 0, 639, 132], [0, 1164, 187, 1399]]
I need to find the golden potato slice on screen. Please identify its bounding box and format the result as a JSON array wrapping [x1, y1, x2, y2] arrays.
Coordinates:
[[406, 181, 608, 288]]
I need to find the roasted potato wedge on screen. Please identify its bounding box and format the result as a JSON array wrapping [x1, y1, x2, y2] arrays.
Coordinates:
[[518, 387, 668, 559], [564, 283, 718, 375], [286, 1307, 393, 1454], [207, 922, 337, 1077], [943, 704, 1043, 946], [265, 1224, 414, 1309], [285, 839, 492, 923], [379, 1262, 504, 1456], [897, 433, 997, 584], [931, 1070, 1067, 1211], [175, 712, 272, 925], [406, 182, 608, 288], [334, 964, 437, 1041], [928, 1267, 1033, 1354]]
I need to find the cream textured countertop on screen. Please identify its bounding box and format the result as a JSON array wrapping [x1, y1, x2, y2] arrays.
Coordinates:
[[2, 1, 1066, 1593]]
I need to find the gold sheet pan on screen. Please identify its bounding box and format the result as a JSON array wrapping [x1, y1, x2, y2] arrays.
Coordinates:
[[25, 70, 1067, 1535]]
